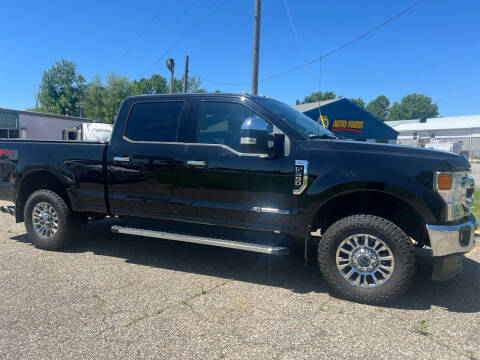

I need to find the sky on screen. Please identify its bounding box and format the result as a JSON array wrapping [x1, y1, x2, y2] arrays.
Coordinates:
[[1, 0, 479, 116]]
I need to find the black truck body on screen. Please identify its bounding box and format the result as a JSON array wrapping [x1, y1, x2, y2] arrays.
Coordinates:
[[0, 93, 477, 303]]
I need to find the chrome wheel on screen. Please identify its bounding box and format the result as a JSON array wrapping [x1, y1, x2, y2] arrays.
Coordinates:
[[32, 202, 59, 239], [336, 234, 394, 288]]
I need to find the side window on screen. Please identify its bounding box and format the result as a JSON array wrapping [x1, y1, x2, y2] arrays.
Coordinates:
[[125, 101, 183, 142], [197, 102, 272, 151]]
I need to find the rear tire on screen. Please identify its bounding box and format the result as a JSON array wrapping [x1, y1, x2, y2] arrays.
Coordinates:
[[318, 214, 415, 304], [24, 190, 80, 250]]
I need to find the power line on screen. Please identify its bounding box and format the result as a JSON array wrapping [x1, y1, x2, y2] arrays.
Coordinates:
[[284, 0, 323, 119], [136, 0, 223, 79], [112, 4, 167, 72], [202, 0, 426, 86], [124, 0, 197, 77], [283, 0, 304, 60]]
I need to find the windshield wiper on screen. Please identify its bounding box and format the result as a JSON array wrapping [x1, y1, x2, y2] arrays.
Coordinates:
[[309, 134, 337, 140]]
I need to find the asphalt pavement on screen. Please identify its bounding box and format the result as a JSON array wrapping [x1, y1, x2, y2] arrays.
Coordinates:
[[1, 201, 479, 359]]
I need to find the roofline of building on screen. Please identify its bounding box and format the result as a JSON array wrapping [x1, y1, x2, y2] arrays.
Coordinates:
[[0, 107, 96, 122], [292, 98, 343, 112]]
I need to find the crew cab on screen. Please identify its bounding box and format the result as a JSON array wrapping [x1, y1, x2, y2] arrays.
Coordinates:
[[0, 93, 477, 303]]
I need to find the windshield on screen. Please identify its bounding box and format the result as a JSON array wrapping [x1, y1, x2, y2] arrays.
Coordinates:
[[255, 98, 335, 139]]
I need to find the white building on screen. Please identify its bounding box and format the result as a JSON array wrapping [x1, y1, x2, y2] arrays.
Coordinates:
[[389, 115, 480, 160], [0, 107, 94, 140]]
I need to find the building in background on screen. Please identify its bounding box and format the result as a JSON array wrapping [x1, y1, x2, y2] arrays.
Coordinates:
[[388, 115, 480, 160], [293, 98, 398, 143], [0, 107, 94, 140]]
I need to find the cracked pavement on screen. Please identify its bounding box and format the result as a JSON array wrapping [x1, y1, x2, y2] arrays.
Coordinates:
[[1, 201, 479, 359]]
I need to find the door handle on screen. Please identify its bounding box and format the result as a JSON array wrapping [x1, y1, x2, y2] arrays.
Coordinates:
[[187, 160, 207, 167], [114, 156, 131, 163]]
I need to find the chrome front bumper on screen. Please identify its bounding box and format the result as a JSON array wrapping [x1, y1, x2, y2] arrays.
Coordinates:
[[426, 216, 478, 257]]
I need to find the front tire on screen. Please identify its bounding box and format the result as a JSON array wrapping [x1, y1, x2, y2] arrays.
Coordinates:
[[318, 215, 415, 304], [24, 190, 80, 250]]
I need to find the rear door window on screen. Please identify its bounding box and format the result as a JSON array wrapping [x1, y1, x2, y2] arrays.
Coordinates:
[[125, 101, 184, 142]]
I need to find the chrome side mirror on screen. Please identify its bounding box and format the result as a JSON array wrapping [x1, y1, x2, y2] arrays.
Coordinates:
[[239, 117, 270, 154]]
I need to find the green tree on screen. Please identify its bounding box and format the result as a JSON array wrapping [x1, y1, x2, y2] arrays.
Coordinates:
[[387, 94, 439, 121], [84, 75, 106, 121], [349, 97, 365, 109], [298, 91, 336, 104], [80, 72, 208, 123], [133, 74, 168, 94], [171, 75, 207, 93], [365, 95, 390, 121], [103, 73, 135, 123], [35, 59, 86, 116]]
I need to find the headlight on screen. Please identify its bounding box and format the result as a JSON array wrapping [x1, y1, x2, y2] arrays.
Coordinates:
[[434, 171, 474, 221]]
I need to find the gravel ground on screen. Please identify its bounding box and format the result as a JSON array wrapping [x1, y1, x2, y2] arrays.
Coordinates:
[[1, 201, 479, 359]]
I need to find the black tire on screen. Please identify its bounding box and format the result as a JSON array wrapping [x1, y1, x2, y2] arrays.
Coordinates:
[[24, 189, 81, 250], [318, 214, 415, 304]]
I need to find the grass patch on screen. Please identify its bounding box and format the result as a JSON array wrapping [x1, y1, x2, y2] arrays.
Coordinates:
[[416, 320, 430, 336], [473, 191, 480, 221]]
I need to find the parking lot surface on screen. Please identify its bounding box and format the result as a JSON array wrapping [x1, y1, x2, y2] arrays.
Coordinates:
[[1, 201, 479, 359]]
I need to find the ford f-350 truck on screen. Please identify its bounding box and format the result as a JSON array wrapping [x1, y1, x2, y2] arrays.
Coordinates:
[[0, 93, 477, 304]]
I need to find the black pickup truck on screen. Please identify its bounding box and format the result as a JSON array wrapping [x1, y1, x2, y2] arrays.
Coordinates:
[[0, 93, 477, 303]]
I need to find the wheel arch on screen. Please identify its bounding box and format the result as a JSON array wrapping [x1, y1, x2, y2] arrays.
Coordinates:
[[15, 169, 71, 223], [310, 189, 430, 247]]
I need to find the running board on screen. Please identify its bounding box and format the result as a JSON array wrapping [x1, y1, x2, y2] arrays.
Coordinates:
[[0, 205, 15, 216], [111, 225, 289, 255]]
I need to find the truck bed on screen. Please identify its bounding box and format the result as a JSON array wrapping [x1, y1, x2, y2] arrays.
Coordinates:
[[0, 139, 108, 214]]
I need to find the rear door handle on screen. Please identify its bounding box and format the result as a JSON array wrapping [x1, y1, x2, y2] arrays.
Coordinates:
[[187, 160, 207, 167], [113, 156, 131, 163]]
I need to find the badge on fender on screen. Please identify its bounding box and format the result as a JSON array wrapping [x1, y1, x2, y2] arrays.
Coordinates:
[[293, 160, 309, 195]]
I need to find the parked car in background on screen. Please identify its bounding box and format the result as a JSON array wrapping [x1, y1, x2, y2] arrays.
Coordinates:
[[0, 93, 477, 304]]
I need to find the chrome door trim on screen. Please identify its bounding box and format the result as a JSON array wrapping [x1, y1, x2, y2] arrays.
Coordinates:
[[251, 207, 290, 215], [113, 156, 131, 162], [187, 160, 207, 167], [122, 136, 268, 158]]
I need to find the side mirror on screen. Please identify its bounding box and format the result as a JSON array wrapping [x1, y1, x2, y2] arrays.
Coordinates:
[[268, 133, 285, 159], [239, 117, 270, 155]]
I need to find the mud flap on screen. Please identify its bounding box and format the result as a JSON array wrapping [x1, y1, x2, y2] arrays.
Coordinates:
[[432, 255, 463, 281]]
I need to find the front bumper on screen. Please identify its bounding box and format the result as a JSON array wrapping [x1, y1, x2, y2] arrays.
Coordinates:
[[426, 215, 478, 257]]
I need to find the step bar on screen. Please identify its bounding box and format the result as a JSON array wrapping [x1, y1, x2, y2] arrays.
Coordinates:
[[0, 205, 15, 216], [111, 225, 289, 255]]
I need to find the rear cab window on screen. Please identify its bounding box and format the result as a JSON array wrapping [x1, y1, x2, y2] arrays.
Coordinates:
[[124, 101, 184, 142]]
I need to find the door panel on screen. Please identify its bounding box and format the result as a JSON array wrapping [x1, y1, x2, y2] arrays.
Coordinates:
[[109, 143, 185, 217], [183, 144, 294, 230], [183, 100, 295, 231], [108, 100, 188, 218]]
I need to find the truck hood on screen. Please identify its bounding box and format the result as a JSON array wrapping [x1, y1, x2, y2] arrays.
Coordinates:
[[298, 139, 470, 172]]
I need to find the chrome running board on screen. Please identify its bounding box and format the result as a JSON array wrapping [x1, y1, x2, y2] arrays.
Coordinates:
[[111, 225, 289, 255], [0, 205, 15, 216]]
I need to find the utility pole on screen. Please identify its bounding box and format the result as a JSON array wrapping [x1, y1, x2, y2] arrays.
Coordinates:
[[183, 55, 189, 93], [166, 58, 175, 93], [251, 0, 261, 95]]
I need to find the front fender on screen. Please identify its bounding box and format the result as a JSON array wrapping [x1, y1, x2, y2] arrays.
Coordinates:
[[290, 164, 441, 235]]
